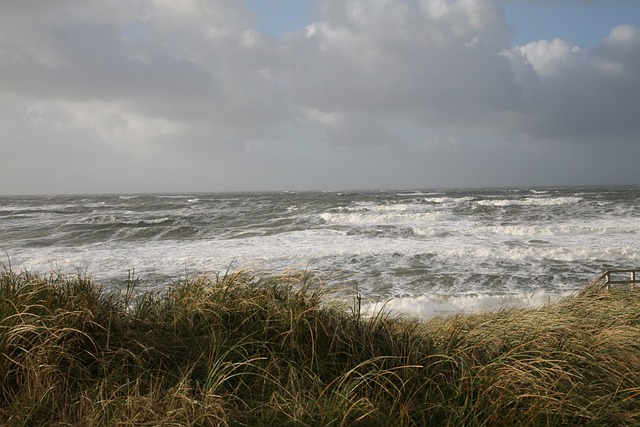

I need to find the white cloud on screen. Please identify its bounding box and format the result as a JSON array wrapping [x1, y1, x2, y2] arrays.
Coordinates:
[[604, 25, 640, 47], [506, 38, 583, 77]]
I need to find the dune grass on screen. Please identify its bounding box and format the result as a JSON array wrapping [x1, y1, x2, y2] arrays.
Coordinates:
[[1, 266, 640, 426]]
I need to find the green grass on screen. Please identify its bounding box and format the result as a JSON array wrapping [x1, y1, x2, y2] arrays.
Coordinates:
[[1, 266, 640, 426]]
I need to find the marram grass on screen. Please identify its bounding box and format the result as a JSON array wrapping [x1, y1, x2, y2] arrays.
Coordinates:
[[1, 267, 640, 426]]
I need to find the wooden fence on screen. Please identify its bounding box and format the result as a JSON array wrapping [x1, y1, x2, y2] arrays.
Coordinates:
[[594, 269, 640, 290]]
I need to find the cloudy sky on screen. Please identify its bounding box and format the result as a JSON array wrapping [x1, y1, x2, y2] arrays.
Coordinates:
[[1, 0, 639, 195]]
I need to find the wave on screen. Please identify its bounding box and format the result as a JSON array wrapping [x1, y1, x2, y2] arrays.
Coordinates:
[[155, 195, 192, 199], [423, 196, 473, 204], [320, 211, 451, 225], [70, 216, 174, 226], [476, 196, 582, 207], [442, 245, 640, 263], [410, 226, 451, 237], [396, 191, 441, 197], [362, 291, 572, 319], [485, 223, 633, 237]]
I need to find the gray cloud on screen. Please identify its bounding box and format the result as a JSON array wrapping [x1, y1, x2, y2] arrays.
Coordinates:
[[1, 0, 638, 194], [503, 25, 640, 143]]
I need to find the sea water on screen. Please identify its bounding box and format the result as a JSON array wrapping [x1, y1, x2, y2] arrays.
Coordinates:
[[1, 186, 638, 318]]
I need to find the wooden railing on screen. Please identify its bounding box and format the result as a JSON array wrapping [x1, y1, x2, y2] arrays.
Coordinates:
[[594, 269, 640, 290]]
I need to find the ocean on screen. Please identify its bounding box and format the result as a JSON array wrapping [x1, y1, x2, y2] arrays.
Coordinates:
[[1, 186, 638, 317]]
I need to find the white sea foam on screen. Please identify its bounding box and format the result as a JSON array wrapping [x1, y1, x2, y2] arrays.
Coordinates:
[[423, 196, 472, 204], [476, 196, 582, 207], [396, 191, 435, 196], [320, 210, 451, 225], [411, 226, 448, 236], [362, 291, 572, 320], [487, 221, 638, 238]]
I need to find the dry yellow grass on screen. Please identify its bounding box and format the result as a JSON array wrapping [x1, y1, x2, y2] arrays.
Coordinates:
[[1, 267, 639, 426]]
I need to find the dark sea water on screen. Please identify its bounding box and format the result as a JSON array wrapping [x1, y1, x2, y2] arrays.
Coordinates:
[[1, 186, 638, 317]]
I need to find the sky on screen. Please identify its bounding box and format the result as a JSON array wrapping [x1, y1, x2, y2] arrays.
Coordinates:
[[1, 0, 639, 195]]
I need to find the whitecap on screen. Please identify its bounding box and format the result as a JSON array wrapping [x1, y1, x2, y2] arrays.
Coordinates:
[[362, 291, 572, 320], [476, 197, 582, 207]]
